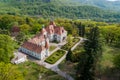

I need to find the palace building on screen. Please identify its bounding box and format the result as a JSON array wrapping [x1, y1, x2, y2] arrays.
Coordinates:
[[19, 21, 67, 60]]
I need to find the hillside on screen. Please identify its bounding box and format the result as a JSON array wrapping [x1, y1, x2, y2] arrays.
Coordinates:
[[71, 0, 120, 11], [0, 0, 120, 22]]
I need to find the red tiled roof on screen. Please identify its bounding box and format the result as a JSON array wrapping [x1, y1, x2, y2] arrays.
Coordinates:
[[45, 22, 66, 35], [45, 25, 54, 34], [41, 28, 47, 34], [29, 33, 45, 44], [22, 41, 45, 53], [21, 21, 66, 54]]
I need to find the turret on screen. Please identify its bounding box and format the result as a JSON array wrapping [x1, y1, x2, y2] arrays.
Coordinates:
[[41, 25, 47, 36], [49, 19, 56, 26]]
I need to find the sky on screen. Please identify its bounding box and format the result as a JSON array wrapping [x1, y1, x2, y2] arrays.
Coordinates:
[[107, 0, 119, 1]]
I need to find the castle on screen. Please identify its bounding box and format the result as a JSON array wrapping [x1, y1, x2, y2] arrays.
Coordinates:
[[19, 21, 67, 60]]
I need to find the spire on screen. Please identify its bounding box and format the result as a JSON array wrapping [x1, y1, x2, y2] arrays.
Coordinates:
[[41, 25, 47, 35]]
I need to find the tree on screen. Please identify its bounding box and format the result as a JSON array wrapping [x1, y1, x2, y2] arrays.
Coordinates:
[[16, 32, 28, 44], [20, 24, 31, 34], [67, 35, 72, 47], [25, 17, 35, 26], [0, 62, 24, 80], [113, 54, 120, 69], [32, 23, 42, 34], [0, 34, 15, 63], [76, 27, 102, 80], [78, 23, 85, 37], [76, 53, 89, 80], [66, 49, 73, 61], [0, 29, 10, 35], [0, 15, 15, 30], [100, 26, 120, 44]]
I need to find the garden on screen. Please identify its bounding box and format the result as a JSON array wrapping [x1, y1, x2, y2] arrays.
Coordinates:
[[61, 37, 80, 50], [45, 50, 66, 64], [49, 45, 57, 51]]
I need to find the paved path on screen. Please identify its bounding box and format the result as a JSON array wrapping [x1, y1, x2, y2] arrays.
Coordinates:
[[36, 51, 74, 80], [33, 37, 84, 80], [71, 37, 84, 51]]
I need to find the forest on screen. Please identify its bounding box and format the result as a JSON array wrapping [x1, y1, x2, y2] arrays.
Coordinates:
[[0, 14, 120, 80], [0, 0, 120, 80], [0, 0, 120, 22]]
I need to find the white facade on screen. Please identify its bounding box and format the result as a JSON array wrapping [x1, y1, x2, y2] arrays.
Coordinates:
[[40, 50, 46, 60], [48, 31, 67, 42], [19, 22, 67, 60], [20, 47, 41, 59], [48, 34, 54, 42]]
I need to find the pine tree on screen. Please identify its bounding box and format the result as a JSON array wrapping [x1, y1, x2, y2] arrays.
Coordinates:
[[76, 27, 102, 80], [78, 23, 85, 37], [66, 49, 73, 61]]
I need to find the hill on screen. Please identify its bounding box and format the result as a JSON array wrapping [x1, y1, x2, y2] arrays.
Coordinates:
[[71, 0, 120, 11], [0, 0, 120, 22]]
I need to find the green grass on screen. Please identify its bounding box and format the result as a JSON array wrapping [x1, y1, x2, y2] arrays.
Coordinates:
[[45, 50, 66, 64], [73, 44, 84, 54], [49, 46, 56, 51], [61, 38, 80, 50], [17, 61, 65, 80]]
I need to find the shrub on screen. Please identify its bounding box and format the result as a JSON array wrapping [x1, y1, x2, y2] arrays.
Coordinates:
[[45, 50, 66, 64], [113, 54, 120, 69]]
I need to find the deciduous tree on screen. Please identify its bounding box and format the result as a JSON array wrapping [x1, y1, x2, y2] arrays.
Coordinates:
[[0, 62, 24, 80], [0, 34, 15, 63]]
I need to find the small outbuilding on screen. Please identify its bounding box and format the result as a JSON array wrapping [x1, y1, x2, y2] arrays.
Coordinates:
[[11, 52, 27, 64]]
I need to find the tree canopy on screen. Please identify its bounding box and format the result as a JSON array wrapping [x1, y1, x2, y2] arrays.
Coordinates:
[[0, 62, 24, 80], [0, 0, 120, 22], [0, 34, 15, 63]]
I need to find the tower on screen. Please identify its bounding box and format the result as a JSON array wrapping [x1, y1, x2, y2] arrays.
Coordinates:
[[45, 36, 49, 57], [41, 25, 47, 36]]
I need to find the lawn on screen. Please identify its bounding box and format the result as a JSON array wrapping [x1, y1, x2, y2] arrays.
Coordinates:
[[45, 50, 66, 64], [17, 61, 65, 80], [72, 44, 84, 55], [61, 38, 80, 50], [49, 45, 56, 51]]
